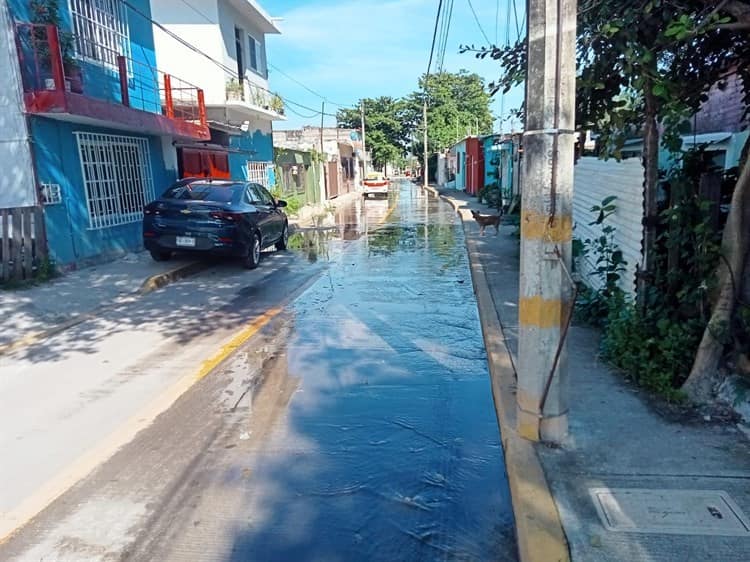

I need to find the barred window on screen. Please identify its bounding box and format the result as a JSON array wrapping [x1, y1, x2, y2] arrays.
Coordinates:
[[75, 132, 155, 229], [247, 161, 273, 188], [69, 0, 130, 69]]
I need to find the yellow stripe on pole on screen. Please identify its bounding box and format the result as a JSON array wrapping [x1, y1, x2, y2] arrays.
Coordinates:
[[519, 296, 563, 329], [520, 210, 572, 242]]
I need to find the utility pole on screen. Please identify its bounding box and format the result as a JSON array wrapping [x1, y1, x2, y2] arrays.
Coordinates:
[[517, 0, 577, 444], [360, 101, 367, 175], [422, 99, 428, 188], [321, 101, 327, 197]]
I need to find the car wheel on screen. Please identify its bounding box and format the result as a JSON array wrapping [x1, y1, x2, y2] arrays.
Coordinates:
[[150, 249, 172, 262], [275, 222, 289, 251], [243, 232, 261, 269]]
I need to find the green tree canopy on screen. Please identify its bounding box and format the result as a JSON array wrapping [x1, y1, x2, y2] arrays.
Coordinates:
[[404, 70, 494, 153], [336, 96, 409, 169]]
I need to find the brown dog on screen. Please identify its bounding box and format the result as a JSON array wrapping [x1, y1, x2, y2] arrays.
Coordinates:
[[471, 209, 502, 235]]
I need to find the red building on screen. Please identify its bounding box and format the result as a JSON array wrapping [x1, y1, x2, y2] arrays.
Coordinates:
[[464, 137, 484, 195]]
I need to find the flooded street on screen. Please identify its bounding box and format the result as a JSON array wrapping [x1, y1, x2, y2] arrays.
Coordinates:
[[149, 182, 517, 561], [0, 182, 515, 562]]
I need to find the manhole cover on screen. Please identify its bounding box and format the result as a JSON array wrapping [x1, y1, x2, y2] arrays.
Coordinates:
[[590, 488, 750, 536]]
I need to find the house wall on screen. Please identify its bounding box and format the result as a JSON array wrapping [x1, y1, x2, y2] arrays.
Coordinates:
[[29, 117, 175, 266], [228, 117, 273, 179], [217, 0, 270, 88], [573, 157, 645, 298], [694, 73, 747, 134], [0, 0, 36, 209], [451, 140, 467, 190], [151, 0, 225, 105]]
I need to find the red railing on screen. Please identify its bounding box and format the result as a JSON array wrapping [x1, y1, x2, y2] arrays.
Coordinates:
[[14, 23, 207, 129]]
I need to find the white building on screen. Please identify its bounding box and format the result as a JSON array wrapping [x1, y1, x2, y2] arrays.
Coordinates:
[[150, 0, 284, 182]]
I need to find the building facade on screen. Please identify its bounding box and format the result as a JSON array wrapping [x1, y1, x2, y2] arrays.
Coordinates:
[[5, 0, 210, 268], [150, 0, 284, 188]]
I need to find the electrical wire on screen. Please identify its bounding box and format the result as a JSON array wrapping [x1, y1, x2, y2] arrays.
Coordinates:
[[436, 0, 454, 72], [466, 0, 492, 45], [512, 0, 523, 41], [117, 0, 342, 120], [426, 0, 444, 77], [266, 62, 348, 108]]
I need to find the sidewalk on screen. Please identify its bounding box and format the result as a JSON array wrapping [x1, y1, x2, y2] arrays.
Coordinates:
[[0, 252, 204, 351], [433, 187, 750, 562]]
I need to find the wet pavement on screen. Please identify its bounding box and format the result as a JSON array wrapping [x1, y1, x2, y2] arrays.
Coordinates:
[[0, 182, 516, 561], [144, 183, 516, 561]]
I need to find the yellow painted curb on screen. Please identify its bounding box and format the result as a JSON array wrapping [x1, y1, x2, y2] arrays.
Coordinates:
[[423, 186, 570, 562]]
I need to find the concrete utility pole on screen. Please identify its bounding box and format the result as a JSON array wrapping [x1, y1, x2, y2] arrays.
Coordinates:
[[321, 101, 328, 196], [422, 100, 428, 188], [517, 0, 577, 444], [360, 101, 367, 175]]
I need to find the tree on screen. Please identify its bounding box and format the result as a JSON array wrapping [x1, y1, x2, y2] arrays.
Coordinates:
[[336, 97, 409, 169], [403, 70, 494, 154], [465, 1, 750, 402]]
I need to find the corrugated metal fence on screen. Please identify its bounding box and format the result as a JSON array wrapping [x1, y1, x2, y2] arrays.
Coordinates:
[[1, 206, 46, 282], [573, 157, 645, 298]]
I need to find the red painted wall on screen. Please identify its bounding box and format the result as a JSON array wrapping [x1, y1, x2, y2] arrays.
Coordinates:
[[465, 138, 484, 195]]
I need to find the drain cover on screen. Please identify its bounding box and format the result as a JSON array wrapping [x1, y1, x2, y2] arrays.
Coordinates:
[[590, 488, 750, 536]]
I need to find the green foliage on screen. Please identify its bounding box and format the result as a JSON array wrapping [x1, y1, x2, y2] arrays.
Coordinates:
[[282, 194, 303, 215], [574, 152, 726, 399], [461, 2, 750, 160], [404, 71, 494, 152], [337, 97, 408, 168], [574, 196, 628, 326]]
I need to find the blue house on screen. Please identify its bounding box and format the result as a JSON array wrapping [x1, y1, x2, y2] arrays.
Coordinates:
[[483, 135, 516, 206], [7, 0, 210, 267]]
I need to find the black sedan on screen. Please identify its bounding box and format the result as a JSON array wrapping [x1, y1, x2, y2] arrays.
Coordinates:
[[143, 178, 289, 269]]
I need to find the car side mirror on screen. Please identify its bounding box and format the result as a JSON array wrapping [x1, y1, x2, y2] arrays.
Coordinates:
[[276, 199, 287, 208]]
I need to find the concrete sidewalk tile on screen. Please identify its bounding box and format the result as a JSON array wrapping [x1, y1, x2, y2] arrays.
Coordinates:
[[426, 185, 750, 562], [0, 252, 203, 354]]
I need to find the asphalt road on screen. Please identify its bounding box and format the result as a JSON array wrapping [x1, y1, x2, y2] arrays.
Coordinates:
[[0, 182, 516, 561]]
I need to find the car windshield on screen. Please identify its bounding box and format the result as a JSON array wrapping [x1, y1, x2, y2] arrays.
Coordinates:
[[366, 173, 383, 180], [162, 183, 240, 202]]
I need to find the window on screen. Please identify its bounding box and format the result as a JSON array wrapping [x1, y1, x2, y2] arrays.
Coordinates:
[[234, 27, 245, 83], [162, 183, 240, 202], [247, 34, 263, 74], [75, 132, 155, 229], [247, 161, 273, 188], [69, 0, 130, 69]]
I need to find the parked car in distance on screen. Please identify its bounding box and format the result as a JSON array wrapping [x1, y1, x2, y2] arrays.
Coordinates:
[[143, 178, 288, 269], [362, 172, 389, 198]]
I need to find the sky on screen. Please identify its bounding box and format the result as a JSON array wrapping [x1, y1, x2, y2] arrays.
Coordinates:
[[265, 0, 526, 132]]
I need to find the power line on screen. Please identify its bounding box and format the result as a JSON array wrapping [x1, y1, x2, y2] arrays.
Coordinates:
[[267, 62, 348, 108], [426, 0, 444, 77], [466, 0, 492, 45], [119, 0, 343, 120], [436, 0, 454, 72], [512, 0, 523, 41]]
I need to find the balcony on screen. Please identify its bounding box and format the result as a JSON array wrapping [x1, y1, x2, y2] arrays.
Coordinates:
[[14, 24, 209, 141], [219, 78, 286, 122]]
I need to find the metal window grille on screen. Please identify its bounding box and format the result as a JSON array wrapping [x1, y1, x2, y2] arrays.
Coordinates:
[[69, 0, 130, 69], [247, 161, 273, 188], [75, 132, 155, 230]]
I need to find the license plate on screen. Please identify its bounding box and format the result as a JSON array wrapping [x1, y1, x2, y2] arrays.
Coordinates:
[[176, 236, 196, 247]]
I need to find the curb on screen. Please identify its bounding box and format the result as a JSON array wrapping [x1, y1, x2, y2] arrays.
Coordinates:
[[137, 260, 208, 295], [0, 260, 206, 357], [424, 186, 570, 562]]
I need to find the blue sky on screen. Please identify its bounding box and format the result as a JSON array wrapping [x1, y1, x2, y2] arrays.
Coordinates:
[[265, 0, 525, 131]]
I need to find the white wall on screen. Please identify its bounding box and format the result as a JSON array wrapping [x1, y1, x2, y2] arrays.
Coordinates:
[[573, 157, 645, 298], [151, 0, 228, 106], [217, 1, 270, 91], [0, 0, 36, 208]]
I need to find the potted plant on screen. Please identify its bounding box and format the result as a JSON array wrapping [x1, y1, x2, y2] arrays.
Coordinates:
[[271, 94, 284, 115], [226, 78, 243, 101], [30, 0, 83, 93]]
